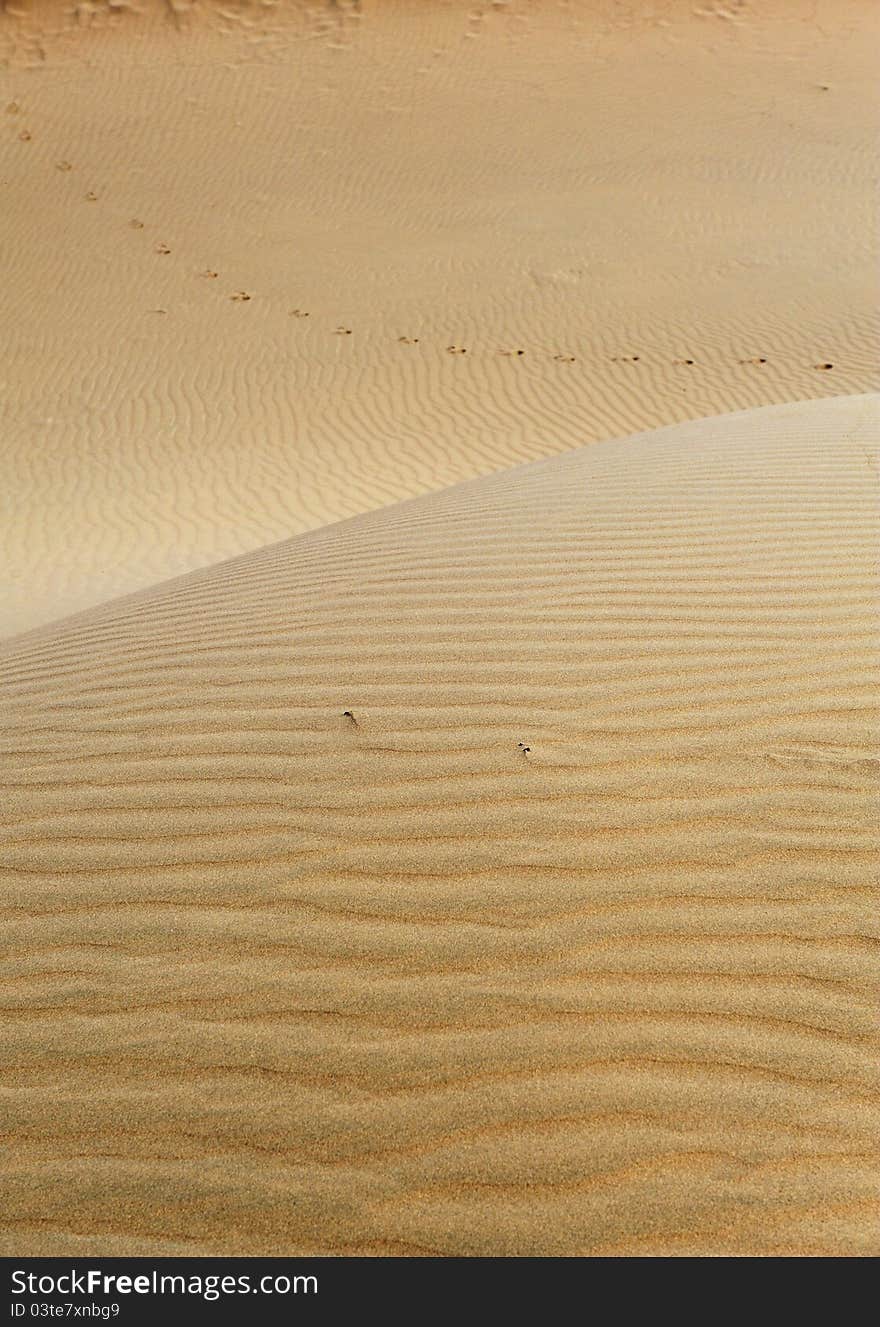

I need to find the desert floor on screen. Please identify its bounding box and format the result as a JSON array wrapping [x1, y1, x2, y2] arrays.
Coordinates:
[[1, 0, 879, 1257]]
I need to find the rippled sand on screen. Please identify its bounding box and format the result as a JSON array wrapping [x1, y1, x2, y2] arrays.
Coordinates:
[[1, 0, 878, 1259], [2, 0, 878, 635], [3, 394, 878, 1255]]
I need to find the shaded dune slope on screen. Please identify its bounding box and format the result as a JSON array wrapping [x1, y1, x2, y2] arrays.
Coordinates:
[[1, 395, 879, 1255]]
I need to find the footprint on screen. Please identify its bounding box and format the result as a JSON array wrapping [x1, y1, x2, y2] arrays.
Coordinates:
[[334, 326, 352, 335], [498, 348, 525, 357], [673, 358, 696, 366], [553, 354, 576, 363], [199, 269, 219, 279], [7, 102, 21, 115], [230, 291, 251, 302], [813, 362, 834, 370], [289, 309, 310, 318], [739, 356, 767, 365], [56, 161, 73, 172], [397, 336, 419, 344], [155, 242, 172, 255], [446, 345, 467, 355], [18, 130, 32, 142], [129, 219, 145, 230], [611, 354, 640, 363], [84, 191, 98, 202]]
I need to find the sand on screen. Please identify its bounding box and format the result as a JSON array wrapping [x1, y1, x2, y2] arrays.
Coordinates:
[[2, 0, 879, 636], [1, 0, 878, 1260], [2, 393, 878, 1256]]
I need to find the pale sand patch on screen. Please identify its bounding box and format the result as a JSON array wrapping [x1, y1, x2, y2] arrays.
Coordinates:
[[2, 394, 878, 1256], [1, 0, 878, 634]]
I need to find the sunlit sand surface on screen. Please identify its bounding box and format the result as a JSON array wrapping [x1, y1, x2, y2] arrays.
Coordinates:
[[2, 0, 878, 635], [2, 394, 878, 1256]]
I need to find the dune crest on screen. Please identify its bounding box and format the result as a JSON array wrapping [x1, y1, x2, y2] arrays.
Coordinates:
[[2, 0, 879, 635], [2, 395, 878, 1256]]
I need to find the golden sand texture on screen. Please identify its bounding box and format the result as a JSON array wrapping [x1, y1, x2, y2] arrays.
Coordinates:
[[2, 394, 878, 1256], [2, 0, 879, 635]]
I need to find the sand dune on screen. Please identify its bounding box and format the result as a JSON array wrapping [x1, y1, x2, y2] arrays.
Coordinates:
[[2, 394, 878, 1256], [2, 0, 879, 635]]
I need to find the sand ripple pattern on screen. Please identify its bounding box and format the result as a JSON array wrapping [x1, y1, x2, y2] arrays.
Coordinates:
[[1, 0, 879, 634], [1, 395, 878, 1256]]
